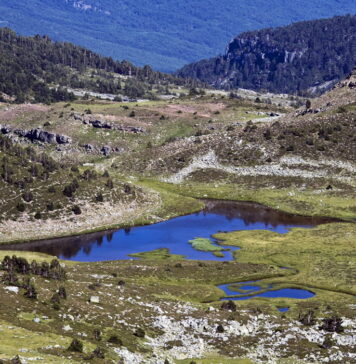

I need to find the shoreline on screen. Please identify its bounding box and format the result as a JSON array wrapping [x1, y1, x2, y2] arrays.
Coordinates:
[[0, 183, 353, 247]]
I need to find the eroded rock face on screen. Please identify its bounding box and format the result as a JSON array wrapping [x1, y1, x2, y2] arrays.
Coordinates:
[[0, 125, 71, 144]]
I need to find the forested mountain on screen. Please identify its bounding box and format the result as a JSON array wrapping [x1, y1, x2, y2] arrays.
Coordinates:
[[177, 15, 356, 95], [0, 1, 355, 71], [0, 28, 198, 103]]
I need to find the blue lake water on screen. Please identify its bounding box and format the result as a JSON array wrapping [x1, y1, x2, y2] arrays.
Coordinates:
[[218, 280, 315, 300], [0, 200, 333, 262]]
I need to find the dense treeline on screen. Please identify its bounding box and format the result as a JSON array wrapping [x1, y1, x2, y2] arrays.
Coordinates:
[[0, 28, 200, 102], [177, 15, 356, 95]]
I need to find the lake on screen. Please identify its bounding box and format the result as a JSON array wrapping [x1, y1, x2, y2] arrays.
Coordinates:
[[0, 200, 334, 262]]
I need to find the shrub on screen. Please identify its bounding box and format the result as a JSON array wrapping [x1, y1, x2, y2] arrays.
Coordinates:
[[10, 355, 22, 364], [106, 179, 114, 189], [68, 339, 83, 352], [220, 300, 236, 312], [107, 335, 122, 345], [1, 271, 19, 286], [24, 283, 37, 299], [299, 310, 315, 326], [92, 346, 105, 359], [95, 193, 104, 202], [72, 205, 82, 215], [134, 328, 145, 338], [22, 191, 33, 202], [63, 184, 75, 198], [16, 203, 26, 212], [93, 328, 102, 341], [58, 286, 67, 299], [34, 212, 42, 219], [47, 202, 55, 211], [320, 316, 343, 333], [50, 292, 60, 305]]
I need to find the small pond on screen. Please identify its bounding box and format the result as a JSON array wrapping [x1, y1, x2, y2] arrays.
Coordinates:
[[218, 280, 315, 301], [0, 200, 333, 262]]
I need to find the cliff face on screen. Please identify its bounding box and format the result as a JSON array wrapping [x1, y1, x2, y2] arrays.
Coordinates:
[[177, 15, 356, 95]]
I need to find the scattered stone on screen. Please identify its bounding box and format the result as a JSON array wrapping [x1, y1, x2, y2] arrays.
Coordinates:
[[89, 296, 100, 304], [5, 286, 19, 294]]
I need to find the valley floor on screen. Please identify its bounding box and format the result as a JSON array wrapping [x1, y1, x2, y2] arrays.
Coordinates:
[[0, 74, 355, 363]]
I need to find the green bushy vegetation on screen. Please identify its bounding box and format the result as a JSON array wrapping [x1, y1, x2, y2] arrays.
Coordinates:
[[0, 28, 201, 103]]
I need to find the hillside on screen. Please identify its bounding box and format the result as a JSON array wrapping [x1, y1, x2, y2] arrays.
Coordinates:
[[0, 58, 355, 364], [0, 130, 156, 238], [0, 1, 356, 71], [0, 70, 355, 232], [177, 15, 356, 95], [0, 28, 199, 103]]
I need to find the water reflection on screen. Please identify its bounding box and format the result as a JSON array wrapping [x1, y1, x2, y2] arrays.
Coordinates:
[[0, 200, 335, 262]]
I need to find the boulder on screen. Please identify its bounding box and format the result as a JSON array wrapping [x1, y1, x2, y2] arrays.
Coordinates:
[[5, 286, 19, 293], [101, 146, 111, 156], [83, 144, 94, 151], [0, 124, 11, 134], [56, 134, 71, 144], [91, 120, 112, 129], [89, 296, 100, 304]]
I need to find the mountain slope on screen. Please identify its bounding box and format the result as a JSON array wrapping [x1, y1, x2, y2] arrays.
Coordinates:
[[177, 15, 356, 94], [0, 28, 198, 102], [0, 1, 355, 71]]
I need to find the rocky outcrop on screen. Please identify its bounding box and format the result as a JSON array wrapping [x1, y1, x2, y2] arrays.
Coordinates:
[[176, 15, 356, 94], [91, 119, 112, 129], [72, 113, 145, 133], [0, 125, 71, 144]]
